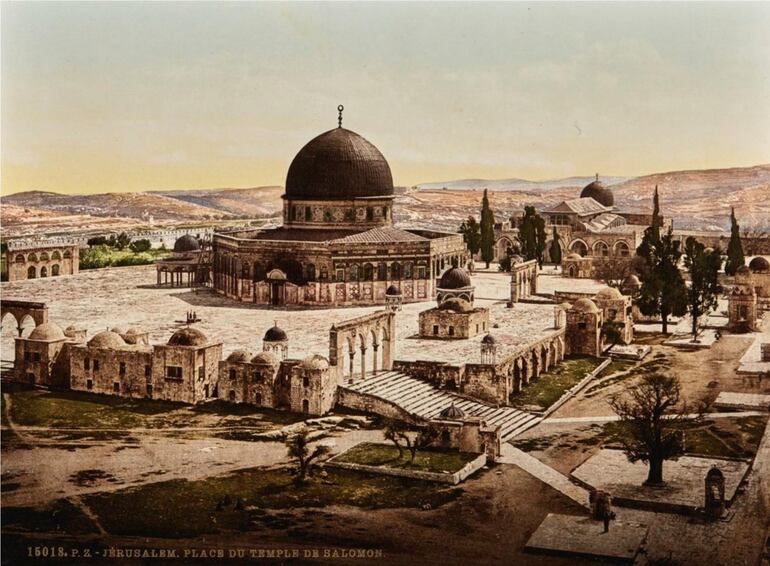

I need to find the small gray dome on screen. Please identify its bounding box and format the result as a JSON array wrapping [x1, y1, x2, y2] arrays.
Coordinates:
[[571, 298, 600, 314], [88, 330, 126, 349], [168, 327, 208, 347], [29, 322, 66, 341], [439, 404, 465, 419], [481, 334, 497, 344], [385, 284, 401, 296], [173, 234, 200, 253]]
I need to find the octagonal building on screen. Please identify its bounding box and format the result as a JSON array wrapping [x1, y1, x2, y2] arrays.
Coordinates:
[[212, 112, 467, 306]]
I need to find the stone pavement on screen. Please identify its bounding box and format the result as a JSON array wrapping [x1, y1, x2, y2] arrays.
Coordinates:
[[525, 513, 648, 563], [543, 411, 767, 425], [497, 443, 591, 509], [342, 371, 541, 440], [714, 391, 770, 411], [572, 449, 750, 511]]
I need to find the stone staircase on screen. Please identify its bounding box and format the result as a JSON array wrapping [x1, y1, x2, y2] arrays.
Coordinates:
[[342, 370, 541, 441]]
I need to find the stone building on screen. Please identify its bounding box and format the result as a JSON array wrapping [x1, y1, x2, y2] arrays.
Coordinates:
[[420, 266, 489, 339], [728, 283, 759, 332], [211, 111, 467, 306], [290, 354, 336, 415], [592, 287, 634, 344], [69, 330, 153, 398], [13, 322, 74, 387], [150, 328, 222, 403], [565, 298, 604, 357], [218, 349, 287, 408], [509, 258, 538, 302], [2, 239, 79, 282], [430, 404, 501, 460]]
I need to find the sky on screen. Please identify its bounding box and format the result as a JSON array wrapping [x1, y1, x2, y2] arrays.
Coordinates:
[[2, 2, 770, 195]]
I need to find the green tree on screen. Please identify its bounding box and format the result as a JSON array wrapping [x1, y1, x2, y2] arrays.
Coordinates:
[[609, 374, 702, 486], [479, 189, 496, 268], [285, 429, 330, 485], [636, 186, 662, 261], [459, 216, 481, 257], [636, 226, 687, 334], [129, 239, 152, 253], [87, 236, 108, 247], [516, 206, 547, 267], [683, 237, 723, 339], [549, 226, 562, 266], [115, 232, 132, 250], [724, 207, 745, 276]]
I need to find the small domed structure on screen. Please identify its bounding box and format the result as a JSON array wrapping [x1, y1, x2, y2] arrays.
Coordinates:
[[88, 330, 127, 349], [580, 175, 614, 207], [167, 327, 208, 347], [571, 298, 600, 313], [227, 350, 252, 363], [749, 256, 770, 273], [438, 298, 473, 313], [595, 287, 623, 300], [173, 234, 200, 253], [301, 354, 329, 371], [438, 266, 472, 290], [251, 351, 278, 366], [263, 323, 288, 342], [29, 322, 66, 341], [110, 326, 126, 335], [622, 274, 641, 288], [566, 252, 583, 260], [481, 334, 497, 344], [385, 284, 400, 296], [439, 404, 466, 419]]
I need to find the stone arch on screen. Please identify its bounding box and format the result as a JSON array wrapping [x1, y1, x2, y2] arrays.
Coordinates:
[[531, 348, 540, 379], [391, 261, 401, 280], [63, 250, 72, 259], [14, 254, 25, 264], [593, 241, 610, 257], [40, 266, 48, 278], [569, 239, 588, 257], [40, 252, 49, 261], [27, 253, 37, 262], [27, 266, 36, 279], [51, 251, 61, 261], [363, 263, 374, 280], [613, 240, 631, 257], [305, 263, 316, 281]]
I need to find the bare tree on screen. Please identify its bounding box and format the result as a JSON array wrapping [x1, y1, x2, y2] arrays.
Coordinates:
[[383, 418, 407, 459], [405, 425, 440, 465], [608, 374, 702, 486], [593, 257, 632, 288], [741, 228, 769, 256], [285, 429, 330, 484]]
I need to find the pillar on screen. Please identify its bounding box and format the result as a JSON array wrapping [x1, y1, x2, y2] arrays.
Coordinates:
[[372, 343, 379, 374], [349, 351, 355, 378], [360, 347, 367, 380]]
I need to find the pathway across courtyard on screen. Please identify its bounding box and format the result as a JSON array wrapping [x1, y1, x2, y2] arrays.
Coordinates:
[[341, 370, 542, 441]]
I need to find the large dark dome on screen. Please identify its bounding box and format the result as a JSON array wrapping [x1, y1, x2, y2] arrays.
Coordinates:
[[580, 178, 614, 207], [174, 234, 200, 253], [285, 128, 394, 200]]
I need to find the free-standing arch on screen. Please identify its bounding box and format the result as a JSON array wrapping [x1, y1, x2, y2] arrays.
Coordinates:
[[0, 300, 49, 336], [329, 310, 396, 382]]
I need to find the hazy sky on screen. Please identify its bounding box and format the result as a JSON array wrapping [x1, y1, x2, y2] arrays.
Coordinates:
[[2, 2, 770, 195]]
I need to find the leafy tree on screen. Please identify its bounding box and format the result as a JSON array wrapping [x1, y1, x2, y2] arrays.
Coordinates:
[[549, 227, 562, 266], [609, 373, 702, 486], [115, 232, 132, 251], [459, 216, 482, 257], [87, 236, 108, 247], [594, 257, 632, 288], [601, 320, 623, 353], [741, 227, 769, 255], [384, 419, 408, 459], [516, 206, 547, 267], [479, 189, 496, 268], [285, 429, 330, 485], [724, 208, 745, 276], [683, 237, 723, 339], [497, 244, 521, 273], [129, 239, 152, 253], [637, 222, 687, 334]]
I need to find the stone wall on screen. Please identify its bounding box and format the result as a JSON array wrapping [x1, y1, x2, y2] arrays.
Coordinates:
[[418, 307, 489, 339], [336, 387, 424, 425], [13, 337, 69, 387], [151, 343, 222, 403], [4, 245, 79, 282], [69, 344, 153, 398]]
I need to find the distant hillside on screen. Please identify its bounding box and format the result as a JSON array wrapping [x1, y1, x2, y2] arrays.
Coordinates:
[[415, 175, 631, 192]]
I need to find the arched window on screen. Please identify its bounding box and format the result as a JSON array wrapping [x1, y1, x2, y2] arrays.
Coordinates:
[[350, 264, 359, 281], [305, 263, 316, 281], [570, 241, 588, 257], [63, 250, 72, 259], [15, 254, 25, 264], [40, 252, 49, 261], [27, 266, 36, 279], [391, 262, 401, 280], [363, 263, 374, 280], [28, 253, 37, 262], [51, 251, 61, 260], [51, 264, 60, 276], [377, 262, 387, 281], [614, 241, 630, 257], [594, 242, 609, 257]]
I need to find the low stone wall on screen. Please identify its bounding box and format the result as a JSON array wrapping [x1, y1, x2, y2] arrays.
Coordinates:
[[336, 387, 424, 425], [540, 358, 612, 419], [325, 452, 487, 485]]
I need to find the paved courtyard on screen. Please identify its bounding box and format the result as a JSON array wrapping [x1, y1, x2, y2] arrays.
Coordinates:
[[571, 448, 750, 510], [0, 264, 603, 367]]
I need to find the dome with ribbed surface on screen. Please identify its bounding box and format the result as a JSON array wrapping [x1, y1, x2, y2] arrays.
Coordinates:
[[88, 330, 126, 349], [438, 267, 472, 289], [285, 128, 393, 200], [168, 327, 208, 347], [749, 256, 769, 273], [173, 235, 200, 253], [439, 404, 465, 419], [29, 322, 66, 341], [580, 178, 614, 207]]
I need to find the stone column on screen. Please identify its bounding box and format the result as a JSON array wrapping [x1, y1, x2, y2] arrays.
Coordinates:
[[372, 343, 379, 374], [360, 347, 367, 380], [349, 352, 355, 379]]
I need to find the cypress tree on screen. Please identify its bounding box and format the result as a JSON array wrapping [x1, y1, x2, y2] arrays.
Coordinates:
[[516, 206, 547, 267], [480, 189, 496, 268], [459, 216, 482, 257], [684, 237, 723, 338], [549, 226, 562, 266], [724, 207, 745, 276]]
